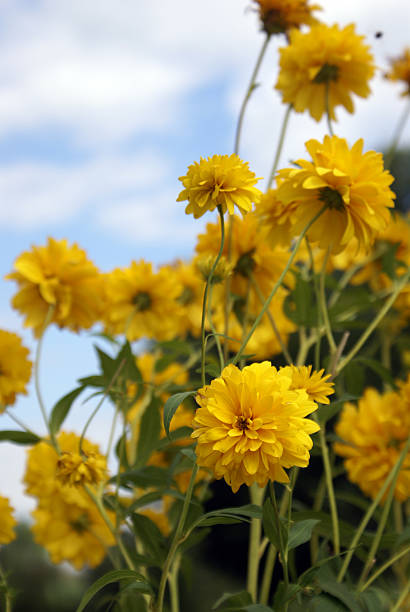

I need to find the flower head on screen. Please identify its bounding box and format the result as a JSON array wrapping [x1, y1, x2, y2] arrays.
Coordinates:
[[177, 154, 262, 218], [7, 238, 103, 336], [334, 380, 410, 502], [0, 330, 32, 410], [103, 260, 182, 341], [192, 362, 319, 492], [276, 23, 375, 121], [56, 450, 107, 487], [0, 495, 16, 544], [31, 494, 115, 569], [385, 47, 410, 96], [252, 0, 321, 35], [281, 365, 334, 404], [254, 187, 299, 248], [276, 136, 395, 253]]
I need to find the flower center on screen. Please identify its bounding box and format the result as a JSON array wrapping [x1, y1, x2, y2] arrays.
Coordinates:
[[132, 291, 152, 311], [235, 415, 251, 431], [178, 286, 195, 305], [313, 63, 340, 84], [318, 186, 345, 211], [70, 513, 89, 533], [235, 250, 256, 278]]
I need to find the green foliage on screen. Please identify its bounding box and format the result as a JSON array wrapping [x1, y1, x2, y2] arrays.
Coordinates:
[[163, 390, 196, 438], [75, 569, 151, 612], [0, 430, 40, 445], [49, 386, 85, 435]]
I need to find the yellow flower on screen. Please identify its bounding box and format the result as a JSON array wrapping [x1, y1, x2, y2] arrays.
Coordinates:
[[195, 254, 233, 285], [280, 365, 334, 404], [177, 154, 262, 218], [56, 451, 107, 487], [7, 238, 103, 337], [334, 381, 410, 502], [276, 23, 375, 121], [195, 213, 293, 296], [103, 260, 182, 342], [385, 47, 410, 96], [252, 0, 321, 35], [192, 362, 319, 492], [163, 260, 206, 338], [24, 431, 106, 505], [0, 495, 16, 544], [254, 187, 299, 248], [276, 136, 395, 253], [31, 493, 115, 569], [0, 330, 32, 410]]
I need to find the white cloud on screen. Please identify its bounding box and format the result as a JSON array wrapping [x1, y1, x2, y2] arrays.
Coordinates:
[[0, 152, 169, 228]]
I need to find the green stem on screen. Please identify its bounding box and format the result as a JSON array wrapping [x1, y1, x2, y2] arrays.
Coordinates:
[[391, 578, 410, 612], [201, 207, 225, 386], [234, 34, 271, 155], [305, 238, 322, 370], [106, 402, 120, 460], [0, 564, 12, 612], [155, 464, 199, 612], [336, 269, 410, 374], [337, 434, 410, 583], [316, 415, 340, 554], [34, 305, 57, 448], [168, 553, 181, 612], [325, 82, 334, 137], [267, 104, 292, 190], [223, 216, 234, 361], [384, 96, 410, 169], [233, 205, 327, 365], [260, 486, 292, 605], [207, 282, 225, 373], [310, 473, 327, 563], [250, 273, 292, 365], [79, 358, 126, 455], [319, 248, 336, 353], [359, 545, 410, 593], [269, 482, 289, 610], [247, 484, 265, 601], [85, 485, 136, 571], [357, 454, 404, 590], [5, 409, 41, 439]]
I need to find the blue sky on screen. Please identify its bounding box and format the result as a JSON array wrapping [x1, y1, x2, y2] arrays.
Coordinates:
[[1, 0, 410, 515]]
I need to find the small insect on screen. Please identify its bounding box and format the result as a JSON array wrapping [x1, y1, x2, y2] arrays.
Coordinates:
[[375, 31, 383, 38]]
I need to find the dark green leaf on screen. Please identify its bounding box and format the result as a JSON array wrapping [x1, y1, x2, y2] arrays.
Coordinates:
[[344, 361, 365, 396], [75, 569, 151, 612], [309, 594, 348, 611], [135, 396, 161, 467], [163, 391, 196, 438], [316, 565, 362, 612], [49, 387, 84, 434], [243, 606, 273, 612], [213, 590, 253, 610], [273, 582, 301, 610], [131, 514, 166, 565], [355, 357, 397, 389], [262, 498, 288, 551], [380, 242, 400, 279], [357, 587, 390, 612], [0, 430, 40, 445], [77, 375, 107, 388], [288, 519, 321, 551], [113, 466, 171, 489], [284, 274, 317, 327], [179, 447, 197, 463]]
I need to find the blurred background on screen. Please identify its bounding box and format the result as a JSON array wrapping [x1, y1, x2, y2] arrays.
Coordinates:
[[0, 0, 409, 608]]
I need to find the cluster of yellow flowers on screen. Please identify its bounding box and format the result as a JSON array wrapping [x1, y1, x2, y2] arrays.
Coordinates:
[[0, 329, 31, 410], [334, 375, 410, 502], [24, 432, 112, 569], [0, 495, 16, 544]]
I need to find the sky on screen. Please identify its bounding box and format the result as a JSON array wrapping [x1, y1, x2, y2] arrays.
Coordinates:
[[1, 0, 410, 517]]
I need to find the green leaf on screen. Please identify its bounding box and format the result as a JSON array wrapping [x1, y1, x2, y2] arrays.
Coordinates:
[[344, 361, 365, 396], [316, 565, 362, 612], [357, 587, 389, 612], [195, 504, 262, 529], [113, 466, 172, 489], [75, 569, 151, 612], [130, 514, 166, 565], [284, 274, 317, 327], [309, 594, 348, 611], [243, 606, 273, 612], [0, 430, 40, 445], [179, 446, 197, 463], [317, 395, 358, 425], [354, 357, 397, 389], [380, 242, 400, 279], [49, 387, 84, 435], [163, 391, 196, 438], [288, 519, 321, 550], [273, 582, 301, 611], [135, 396, 161, 467], [77, 374, 107, 388], [213, 590, 253, 610], [262, 498, 288, 551]]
